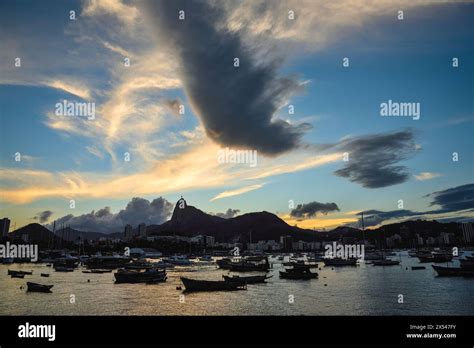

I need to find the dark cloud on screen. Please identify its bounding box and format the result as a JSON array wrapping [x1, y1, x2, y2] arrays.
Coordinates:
[[353, 183, 474, 227], [426, 183, 474, 212], [32, 210, 53, 223], [334, 129, 417, 188], [143, 0, 310, 156], [47, 197, 173, 233], [214, 208, 241, 219], [290, 201, 340, 219]]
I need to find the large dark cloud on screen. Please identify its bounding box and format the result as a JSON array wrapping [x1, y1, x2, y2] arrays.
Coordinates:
[[354, 183, 474, 227], [427, 183, 474, 213], [32, 210, 53, 223], [143, 0, 310, 156], [291, 201, 340, 219], [334, 129, 416, 188], [47, 197, 173, 233]]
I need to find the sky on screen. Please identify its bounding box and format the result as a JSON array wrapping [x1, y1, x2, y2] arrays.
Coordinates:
[[0, 0, 473, 233]]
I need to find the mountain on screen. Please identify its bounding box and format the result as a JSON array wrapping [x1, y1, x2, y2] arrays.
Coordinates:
[[147, 199, 319, 242], [149, 199, 225, 236], [8, 223, 60, 244], [54, 228, 123, 242]]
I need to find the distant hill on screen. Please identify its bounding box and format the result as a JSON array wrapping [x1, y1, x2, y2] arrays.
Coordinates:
[[54, 228, 123, 242], [9, 223, 61, 244]]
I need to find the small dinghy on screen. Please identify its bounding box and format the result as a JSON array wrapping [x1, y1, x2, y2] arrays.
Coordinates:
[[26, 282, 53, 293], [40, 273, 50, 277]]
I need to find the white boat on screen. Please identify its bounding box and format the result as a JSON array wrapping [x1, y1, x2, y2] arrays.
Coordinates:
[[163, 255, 193, 266]]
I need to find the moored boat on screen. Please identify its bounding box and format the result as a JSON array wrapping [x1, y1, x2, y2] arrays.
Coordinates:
[[8, 270, 33, 276], [216, 258, 232, 269], [114, 268, 167, 284], [372, 259, 400, 266], [181, 277, 246, 292], [418, 254, 453, 263], [82, 269, 113, 274], [280, 265, 318, 280], [40, 273, 50, 277], [223, 274, 272, 284], [163, 255, 193, 266], [26, 282, 53, 293], [54, 266, 75, 272], [228, 257, 270, 272], [432, 265, 474, 277], [323, 258, 358, 266]]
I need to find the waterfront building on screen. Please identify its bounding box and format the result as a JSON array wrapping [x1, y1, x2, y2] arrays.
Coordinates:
[[0, 217, 10, 237], [124, 224, 133, 241], [138, 223, 147, 238]]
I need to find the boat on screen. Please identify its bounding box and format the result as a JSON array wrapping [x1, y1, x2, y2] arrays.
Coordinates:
[[364, 252, 385, 261], [222, 274, 272, 284], [418, 254, 453, 263], [82, 269, 113, 274], [8, 270, 33, 276], [283, 260, 318, 268], [432, 265, 474, 277], [40, 273, 50, 277], [85, 255, 131, 270], [228, 257, 270, 272], [26, 282, 53, 293], [198, 255, 213, 262], [163, 255, 193, 266], [280, 266, 318, 280], [216, 258, 232, 269], [180, 277, 246, 292], [114, 268, 167, 284], [11, 273, 25, 278], [53, 254, 79, 268], [411, 266, 426, 270], [54, 266, 75, 272], [372, 259, 400, 266], [323, 258, 358, 266]]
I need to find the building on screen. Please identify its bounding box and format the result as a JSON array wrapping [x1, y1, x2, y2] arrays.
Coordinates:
[[462, 223, 473, 244], [280, 235, 293, 251], [1, 218, 10, 238], [124, 224, 133, 241], [138, 223, 147, 238]]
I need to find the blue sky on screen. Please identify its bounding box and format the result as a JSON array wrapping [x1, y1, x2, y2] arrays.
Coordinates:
[[0, 0, 473, 232]]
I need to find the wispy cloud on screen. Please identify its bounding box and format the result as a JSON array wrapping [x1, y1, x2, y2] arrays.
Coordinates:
[[211, 184, 265, 201], [414, 172, 441, 181]]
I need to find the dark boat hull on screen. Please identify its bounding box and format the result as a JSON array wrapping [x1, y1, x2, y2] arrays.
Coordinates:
[[181, 277, 246, 292], [432, 265, 474, 277], [114, 269, 166, 284], [223, 275, 270, 284], [323, 259, 357, 266], [27, 282, 53, 293], [418, 256, 453, 263], [372, 260, 400, 266], [279, 271, 317, 279]]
